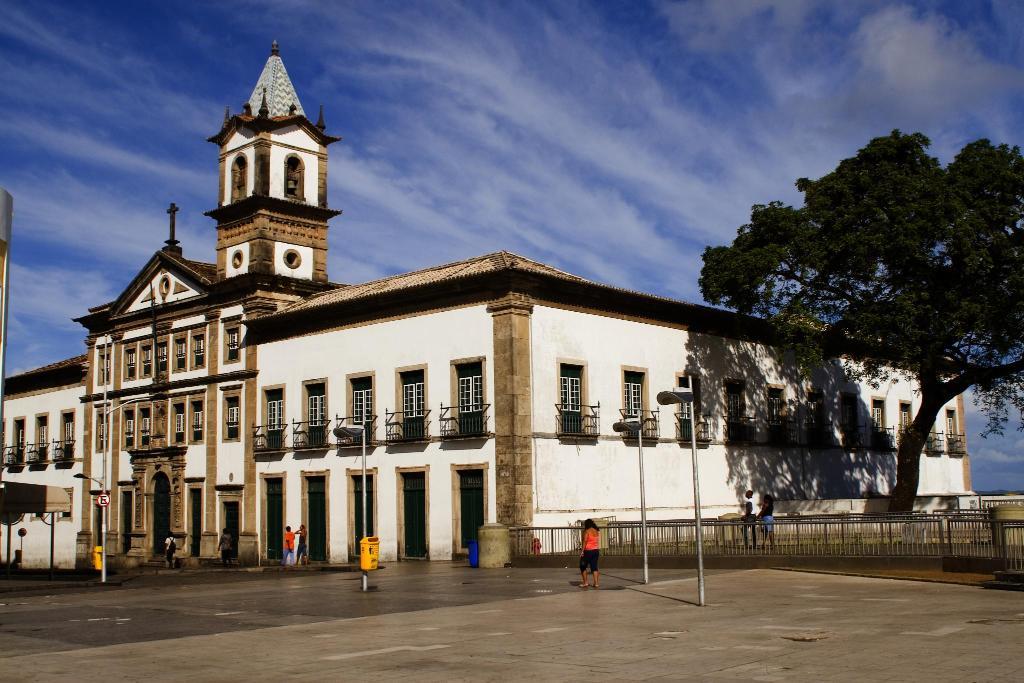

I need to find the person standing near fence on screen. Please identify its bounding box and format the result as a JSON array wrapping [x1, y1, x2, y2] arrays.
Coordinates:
[[579, 519, 600, 589], [741, 489, 758, 550], [758, 494, 775, 550]]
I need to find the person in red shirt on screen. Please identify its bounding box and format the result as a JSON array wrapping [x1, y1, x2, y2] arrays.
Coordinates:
[[282, 526, 296, 566]]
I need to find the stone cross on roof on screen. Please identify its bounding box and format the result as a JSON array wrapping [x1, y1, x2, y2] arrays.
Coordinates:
[[247, 41, 304, 118]]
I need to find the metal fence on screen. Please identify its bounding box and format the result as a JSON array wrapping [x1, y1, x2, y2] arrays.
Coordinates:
[[512, 513, 1024, 570]]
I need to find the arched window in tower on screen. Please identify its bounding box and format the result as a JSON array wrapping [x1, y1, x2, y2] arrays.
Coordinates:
[[231, 155, 248, 203], [284, 155, 305, 201]]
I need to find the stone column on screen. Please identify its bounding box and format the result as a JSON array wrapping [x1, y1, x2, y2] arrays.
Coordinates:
[[202, 311, 220, 557], [487, 294, 534, 527]]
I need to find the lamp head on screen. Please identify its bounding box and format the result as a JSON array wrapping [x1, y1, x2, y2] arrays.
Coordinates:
[[612, 420, 641, 434], [657, 390, 694, 406], [333, 425, 364, 440]]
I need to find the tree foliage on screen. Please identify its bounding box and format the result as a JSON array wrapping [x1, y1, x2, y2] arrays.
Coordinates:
[[700, 131, 1024, 510]]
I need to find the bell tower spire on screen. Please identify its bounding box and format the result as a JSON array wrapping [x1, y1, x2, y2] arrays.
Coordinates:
[[206, 43, 341, 284]]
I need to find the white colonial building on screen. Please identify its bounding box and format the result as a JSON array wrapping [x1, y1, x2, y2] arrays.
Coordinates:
[[1, 45, 973, 569]]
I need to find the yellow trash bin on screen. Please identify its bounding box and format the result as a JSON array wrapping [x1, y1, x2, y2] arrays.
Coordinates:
[[92, 545, 103, 570], [359, 536, 380, 571]]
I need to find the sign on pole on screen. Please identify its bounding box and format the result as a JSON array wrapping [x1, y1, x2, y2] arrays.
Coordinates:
[[96, 494, 110, 508]]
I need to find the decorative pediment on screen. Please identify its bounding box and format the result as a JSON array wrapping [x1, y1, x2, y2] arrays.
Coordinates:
[[109, 251, 216, 317]]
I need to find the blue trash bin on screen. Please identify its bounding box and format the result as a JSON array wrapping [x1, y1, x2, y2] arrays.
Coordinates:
[[468, 539, 479, 568]]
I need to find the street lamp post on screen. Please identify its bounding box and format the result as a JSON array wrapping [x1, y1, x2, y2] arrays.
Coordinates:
[[78, 394, 155, 584], [612, 417, 649, 585], [334, 424, 368, 592], [657, 386, 706, 607]]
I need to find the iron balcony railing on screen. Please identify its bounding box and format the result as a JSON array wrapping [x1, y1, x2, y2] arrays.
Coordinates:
[[140, 429, 151, 448], [292, 419, 331, 449], [253, 424, 288, 452], [869, 426, 896, 450], [618, 409, 659, 440], [556, 403, 600, 438], [334, 414, 377, 446], [766, 418, 798, 446], [675, 414, 713, 443], [840, 424, 864, 449], [440, 404, 490, 439], [3, 445, 25, 465], [385, 410, 431, 443], [925, 431, 945, 455], [511, 511, 1024, 571], [804, 419, 835, 448], [947, 433, 966, 455], [725, 415, 756, 444], [52, 440, 75, 461], [26, 442, 49, 463]]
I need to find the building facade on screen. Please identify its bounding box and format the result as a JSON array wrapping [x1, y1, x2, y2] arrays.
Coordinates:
[[1, 46, 973, 569]]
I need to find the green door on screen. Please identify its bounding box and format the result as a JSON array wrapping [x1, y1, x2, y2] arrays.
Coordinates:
[[266, 479, 282, 561], [153, 473, 171, 555], [121, 491, 133, 554], [224, 502, 240, 560], [190, 489, 202, 556], [353, 474, 374, 553], [403, 472, 427, 558], [459, 470, 484, 548], [307, 477, 327, 561]]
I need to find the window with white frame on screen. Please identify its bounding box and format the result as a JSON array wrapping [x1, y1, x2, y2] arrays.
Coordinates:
[[124, 410, 135, 448], [623, 371, 644, 418], [352, 377, 373, 428], [266, 389, 284, 429], [226, 327, 240, 362], [307, 385, 326, 426], [175, 338, 187, 370], [402, 371, 425, 417], [191, 401, 204, 441], [560, 365, 582, 412], [125, 347, 137, 379], [457, 363, 483, 413]]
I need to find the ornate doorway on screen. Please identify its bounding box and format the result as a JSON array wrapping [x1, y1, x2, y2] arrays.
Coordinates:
[[152, 472, 171, 555]]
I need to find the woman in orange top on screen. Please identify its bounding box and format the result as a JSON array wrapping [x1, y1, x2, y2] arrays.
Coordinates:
[[579, 518, 600, 589]]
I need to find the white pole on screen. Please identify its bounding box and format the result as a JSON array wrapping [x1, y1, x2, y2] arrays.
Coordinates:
[[101, 339, 109, 584], [361, 426, 367, 592], [690, 405, 705, 606], [638, 418, 649, 585], [0, 189, 11, 448]]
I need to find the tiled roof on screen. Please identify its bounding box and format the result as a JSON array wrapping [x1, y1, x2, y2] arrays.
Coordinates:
[[275, 250, 658, 317], [164, 252, 217, 285], [248, 45, 304, 118], [6, 354, 87, 381]]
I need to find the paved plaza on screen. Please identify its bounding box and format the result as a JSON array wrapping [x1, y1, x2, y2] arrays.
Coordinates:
[[0, 564, 1021, 681]]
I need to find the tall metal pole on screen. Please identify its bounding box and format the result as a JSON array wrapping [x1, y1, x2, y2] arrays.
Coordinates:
[[690, 405, 705, 606], [101, 339, 109, 584], [638, 420, 649, 585], [0, 189, 13, 576], [361, 427, 367, 593]]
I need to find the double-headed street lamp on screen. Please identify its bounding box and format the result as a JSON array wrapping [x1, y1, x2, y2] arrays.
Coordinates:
[[611, 416, 650, 585], [657, 386, 706, 607], [73, 471, 107, 582], [78, 394, 161, 584], [333, 424, 369, 592]]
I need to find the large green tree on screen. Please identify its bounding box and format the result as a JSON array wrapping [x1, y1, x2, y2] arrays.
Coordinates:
[[700, 131, 1024, 511]]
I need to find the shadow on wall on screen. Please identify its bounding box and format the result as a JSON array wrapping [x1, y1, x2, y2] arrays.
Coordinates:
[[683, 332, 897, 503]]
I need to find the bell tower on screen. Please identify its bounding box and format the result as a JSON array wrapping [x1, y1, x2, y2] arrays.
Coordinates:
[[205, 41, 341, 283]]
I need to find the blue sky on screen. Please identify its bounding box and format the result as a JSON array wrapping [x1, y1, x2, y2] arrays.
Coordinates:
[[2, 0, 1023, 490]]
